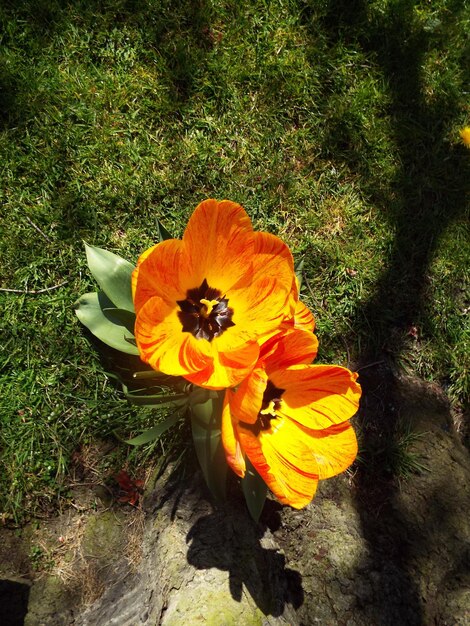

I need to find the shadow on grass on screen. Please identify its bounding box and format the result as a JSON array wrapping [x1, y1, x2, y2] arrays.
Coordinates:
[[0, 0, 213, 130], [300, 0, 469, 623], [317, 0, 469, 357]]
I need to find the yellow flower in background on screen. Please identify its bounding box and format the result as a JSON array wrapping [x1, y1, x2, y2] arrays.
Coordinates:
[[222, 329, 361, 509], [460, 127, 470, 148], [132, 199, 296, 389]]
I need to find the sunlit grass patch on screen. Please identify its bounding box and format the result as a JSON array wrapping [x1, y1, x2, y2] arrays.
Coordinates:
[[0, 0, 468, 519]]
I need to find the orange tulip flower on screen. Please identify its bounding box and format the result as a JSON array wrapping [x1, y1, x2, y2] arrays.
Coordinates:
[[222, 329, 361, 509], [132, 199, 295, 389], [260, 274, 315, 346]]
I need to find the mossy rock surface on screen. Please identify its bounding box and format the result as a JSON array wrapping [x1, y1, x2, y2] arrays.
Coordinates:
[[1, 376, 468, 625], [24, 576, 74, 626], [72, 375, 470, 626], [81, 509, 126, 564]]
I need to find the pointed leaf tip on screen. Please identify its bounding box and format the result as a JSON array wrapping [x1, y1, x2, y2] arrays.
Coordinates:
[[157, 220, 174, 242], [85, 243, 135, 312], [242, 457, 267, 522]]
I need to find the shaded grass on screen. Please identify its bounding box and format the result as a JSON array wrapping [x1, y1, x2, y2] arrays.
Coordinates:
[[0, 0, 468, 520]]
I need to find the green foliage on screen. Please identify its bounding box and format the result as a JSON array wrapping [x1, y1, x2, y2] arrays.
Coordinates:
[[84, 244, 135, 312], [241, 458, 268, 522], [123, 406, 187, 446], [189, 391, 227, 502], [75, 291, 138, 354], [0, 0, 468, 520]]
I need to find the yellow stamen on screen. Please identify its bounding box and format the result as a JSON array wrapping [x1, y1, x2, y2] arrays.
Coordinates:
[[260, 400, 277, 416], [200, 298, 219, 318]]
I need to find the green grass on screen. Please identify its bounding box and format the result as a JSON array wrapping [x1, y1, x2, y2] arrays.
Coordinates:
[[1, 0, 468, 521]]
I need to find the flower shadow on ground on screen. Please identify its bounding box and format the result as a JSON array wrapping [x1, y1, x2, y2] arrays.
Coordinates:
[[147, 463, 304, 619], [186, 505, 303, 618]]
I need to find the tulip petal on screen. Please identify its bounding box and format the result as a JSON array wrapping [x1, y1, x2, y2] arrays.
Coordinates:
[[185, 341, 259, 390], [238, 417, 319, 509], [131, 242, 159, 303], [221, 396, 246, 477], [135, 296, 213, 377], [218, 232, 294, 345], [294, 300, 315, 332], [225, 366, 267, 424], [133, 239, 191, 314], [302, 421, 358, 479], [271, 365, 361, 430], [261, 328, 318, 369], [250, 231, 294, 289], [183, 199, 255, 294], [227, 275, 291, 342]]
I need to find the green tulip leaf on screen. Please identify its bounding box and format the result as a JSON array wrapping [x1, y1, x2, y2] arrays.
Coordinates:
[[122, 406, 186, 446], [241, 457, 267, 522], [85, 243, 135, 312], [190, 391, 227, 502], [122, 388, 188, 408], [102, 307, 136, 335], [157, 219, 173, 242], [75, 291, 139, 355]]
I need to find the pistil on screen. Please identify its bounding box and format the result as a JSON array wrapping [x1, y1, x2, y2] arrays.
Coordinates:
[[260, 400, 277, 417], [199, 298, 220, 318], [239, 380, 286, 435]]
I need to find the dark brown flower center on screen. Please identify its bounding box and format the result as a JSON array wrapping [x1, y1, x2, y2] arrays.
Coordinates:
[[177, 278, 235, 341], [240, 380, 286, 436]]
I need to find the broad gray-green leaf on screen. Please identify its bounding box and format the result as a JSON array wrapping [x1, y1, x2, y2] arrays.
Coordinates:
[[85, 243, 135, 312], [102, 307, 136, 334], [123, 407, 186, 446], [190, 391, 227, 502], [75, 291, 139, 355], [242, 457, 268, 522]]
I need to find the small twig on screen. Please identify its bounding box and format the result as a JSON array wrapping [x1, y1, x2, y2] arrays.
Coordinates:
[[24, 215, 53, 243], [340, 334, 351, 369], [0, 280, 68, 295], [356, 360, 385, 372], [302, 271, 325, 312]]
